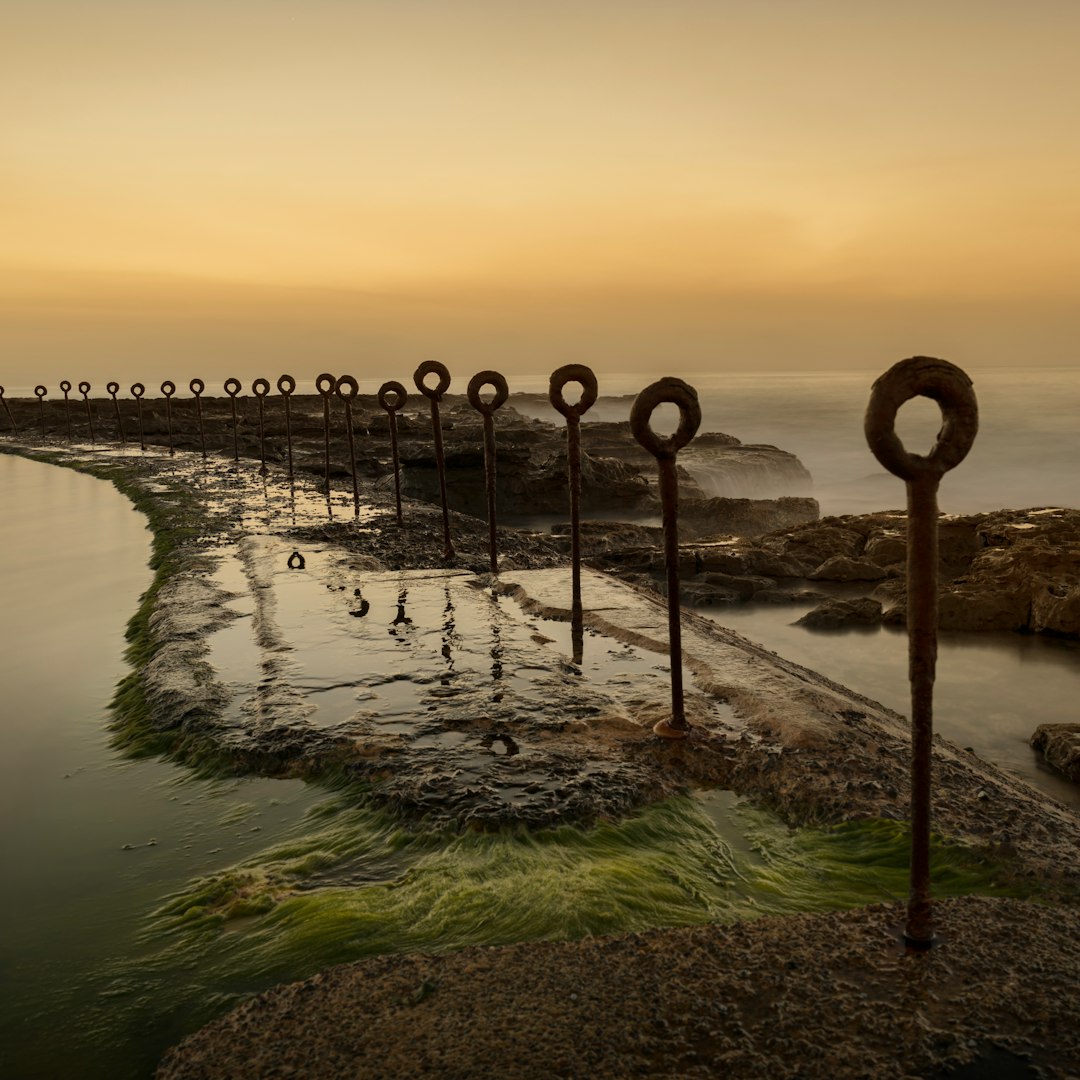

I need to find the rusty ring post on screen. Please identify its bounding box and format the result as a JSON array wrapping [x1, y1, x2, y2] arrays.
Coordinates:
[[160, 380, 176, 455], [413, 360, 455, 559], [188, 378, 207, 458], [630, 377, 702, 739], [467, 370, 510, 574], [865, 356, 977, 949], [131, 383, 146, 450], [59, 380, 73, 440], [335, 375, 361, 516], [316, 372, 337, 491], [252, 378, 271, 476], [105, 381, 126, 444], [78, 381, 96, 444], [0, 386, 16, 435], [549, 364, 599, 663], [277, 374, 296, 481], [34, 385, 48, 439], [378, 380, 408, 525], [224, 378, 242, 462]]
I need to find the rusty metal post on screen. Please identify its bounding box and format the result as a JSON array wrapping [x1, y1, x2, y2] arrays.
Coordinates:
[[224, 378, 242, 462], [34, 385, 47, 439], [413, 361, 455, 559], [0, 386, 16, 435], [277, 374, 296, 481], [60, 381, 73, 441], [549, 364, 598, 663], [316, 372, 336, 491], [335, 375, 361, 517], [131, 383, 146, 450], [78, 382, 95, 444], [160, 381, 176, 455], [378, 380, 408, 525], [107, 382, 126, 444], [865, 356, 978, 949], [189, 379, 207, 458], [630, 378, 702, 739], [252, 378, 270, 475], [467, 370, 509, 575]]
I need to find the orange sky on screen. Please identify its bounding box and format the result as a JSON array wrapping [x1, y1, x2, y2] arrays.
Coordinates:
[[3, 1, 1079, 383]]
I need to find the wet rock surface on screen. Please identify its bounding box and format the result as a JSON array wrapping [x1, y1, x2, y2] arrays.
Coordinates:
[[1031, 723, 1080, 784]]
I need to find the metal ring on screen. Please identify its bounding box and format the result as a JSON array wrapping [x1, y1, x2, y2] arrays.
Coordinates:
[[78, 381, 91, 396], [549, 364, 598, 420], [34, 385, 47, 399], [335, 374, 359, 399], [131, 383, 145, 399], [378, 380, 408, 412], [0, 386, 5, 398], [60, 380, 72, 393], [865, 356, 978, 482], [224, 378, 242, 398], [252, 378, 270, 398], [107, 381, 120, 396], [189, 378, 205, 396], [161, 380, 176, 397], [413, 360, 451, 401], [315, 372, 336, 397], [277, 374, 296, 396], [630, 377, 702, 459], [467, 370, 509, 416]]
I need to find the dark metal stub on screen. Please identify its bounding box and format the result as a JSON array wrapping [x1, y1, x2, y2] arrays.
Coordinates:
[[252, 378, 270, 476], [864, 355, 978, 949], [549, 364, 598, 663], [630, 377, 702, 739], [378, 380, 408, 525], [107, 382, 126, 444], [34, 385, 47, 439], [413, 360, 455, 559], [467, 370, 509, 574], [79, 381, 95, 444], [0, 386, 16, 435], [277, 374, 296, 481], [160, 380, 176, 456], [189, 379, 206, 458], [336, 375, 361, 516], [287, 550, 306, 570], [60, 380, 73, 440], [316, 373, 337, 492], [224, 378, 242, 462], [131, 383, 146, 450]]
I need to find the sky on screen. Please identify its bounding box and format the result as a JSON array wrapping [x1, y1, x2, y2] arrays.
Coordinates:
[[3, 0, 1079, 386]]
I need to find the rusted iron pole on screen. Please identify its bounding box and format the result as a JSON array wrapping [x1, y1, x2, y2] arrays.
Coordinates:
[[161, 381, 176, 455], [865, 356, 978, 949], [413, 361, 455, 559], [549, 364, 598, 663], [189, 379, 207, 458], [378, 380, 408, 525], [630, 378, 702, 739], [131, 383, 146, 450], [59, 381, 73, 440], [277, 375, 296, 481], [107, 382, 126, 444], [467, 371, 509, 575], [79, 382, 95, 444], [34, 385, 47, 439], [316, 372, 336, 492], [336, 375, 362, 516], [0, 386, 16, 435], [252, 378, 270, 475], [224, 378, 242, 462]]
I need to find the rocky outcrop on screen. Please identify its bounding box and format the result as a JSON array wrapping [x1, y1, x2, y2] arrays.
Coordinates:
[[796, 597, 883, 630], [1030, 724, 1080, 783]]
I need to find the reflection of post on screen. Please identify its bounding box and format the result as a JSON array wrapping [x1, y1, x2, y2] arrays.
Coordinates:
[[630, 378, 702, 739], [413, 361, 455, 559], [378, 381, 408, 525], [107, 382, 126, 444], [0, 387, 17, 435], [60, 381, 73, 440], [549, 364, 598, 664], [131, 383, 146, 450], [336, 375, 361, 517], [316, 372, 336, 493], [277, 375, 296, 482], [224, 378, 242, 462], [34, 385, 47, 439], [440, 584, 456, 685], [189, 379, 207, 458], [865, 356, 978, 949], [253, 378, 270, 476], [79, 382, 95, 444], [467, 370, 509, 575], [161, 381, 176, 455], [391, 588, 412, 632]]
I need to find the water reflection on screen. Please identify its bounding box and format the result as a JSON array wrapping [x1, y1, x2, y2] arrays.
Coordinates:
[[440, 585, 456, 685]]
